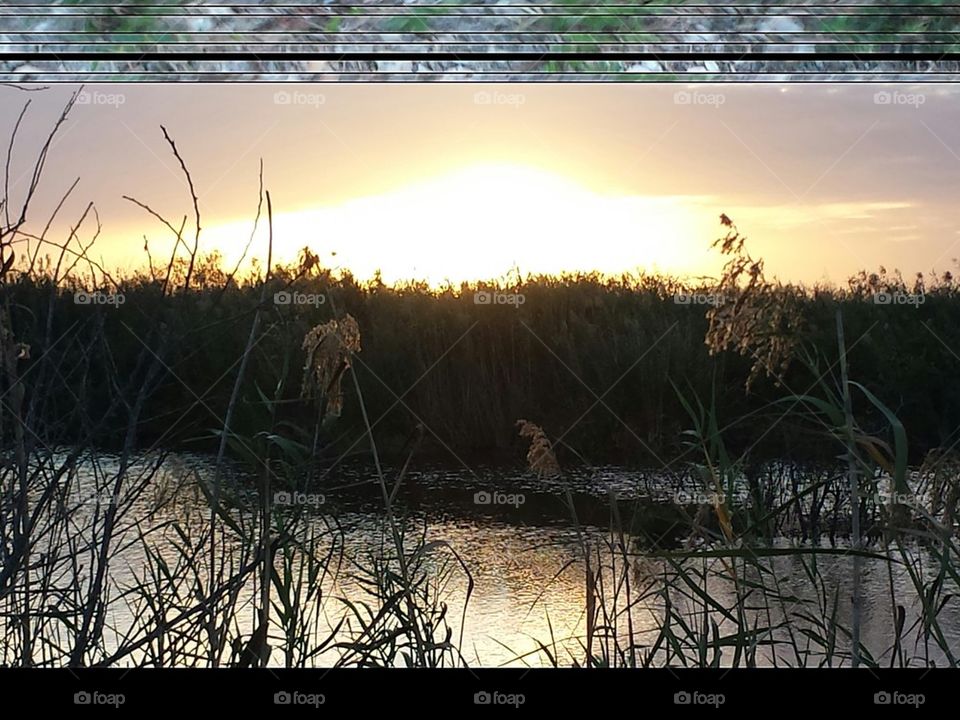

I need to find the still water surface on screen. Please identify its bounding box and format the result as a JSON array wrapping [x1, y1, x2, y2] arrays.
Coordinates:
[[53, 454, 960, 666]]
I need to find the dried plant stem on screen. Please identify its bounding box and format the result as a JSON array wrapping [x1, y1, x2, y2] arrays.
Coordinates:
[[837, 309, 862, 667], [207, 187, 273, 666], [347, 362, 428, 666]]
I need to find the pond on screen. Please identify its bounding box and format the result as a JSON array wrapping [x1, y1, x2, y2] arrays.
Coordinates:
[[11, 452, 960, 668]]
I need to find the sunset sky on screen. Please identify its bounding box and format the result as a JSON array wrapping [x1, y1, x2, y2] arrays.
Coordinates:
[[4, 82, 960, 287]]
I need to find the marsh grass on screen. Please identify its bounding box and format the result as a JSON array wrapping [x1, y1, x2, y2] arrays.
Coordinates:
[[0, 91, 957, 669], [500, 219, 960, 669], [0, 91, 474, 669]]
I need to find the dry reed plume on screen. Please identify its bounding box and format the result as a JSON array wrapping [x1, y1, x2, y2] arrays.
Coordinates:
[[706, 214, 805, 391], [301, 314, 362, 417], [516, 419, 561, 478]]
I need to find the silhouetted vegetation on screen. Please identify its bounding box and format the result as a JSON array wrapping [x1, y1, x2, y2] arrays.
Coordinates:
[[5, 251, 960, 471], [2, 88, 958, 670]]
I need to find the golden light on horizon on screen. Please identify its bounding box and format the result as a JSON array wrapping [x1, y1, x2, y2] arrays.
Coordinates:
[[10, 84, 958, 288], [201, 162, 715, 286]]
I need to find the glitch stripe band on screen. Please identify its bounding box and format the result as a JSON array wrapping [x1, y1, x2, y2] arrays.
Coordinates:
[[0, 2, 959, 80]]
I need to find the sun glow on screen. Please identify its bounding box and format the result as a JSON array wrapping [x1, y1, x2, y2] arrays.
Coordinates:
[[203, 163, 713, 286]]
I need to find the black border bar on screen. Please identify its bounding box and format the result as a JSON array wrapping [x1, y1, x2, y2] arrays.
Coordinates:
[[0, 667, 951, 712]]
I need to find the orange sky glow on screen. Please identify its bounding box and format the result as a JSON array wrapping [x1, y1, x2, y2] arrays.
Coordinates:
[[4, 82, 960, 288]]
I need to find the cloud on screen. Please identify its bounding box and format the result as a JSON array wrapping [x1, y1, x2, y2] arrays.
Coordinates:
[[688, 199, 915, 229]]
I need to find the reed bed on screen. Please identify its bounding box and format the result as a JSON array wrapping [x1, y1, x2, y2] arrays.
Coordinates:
[[0, 88, 957, 669]]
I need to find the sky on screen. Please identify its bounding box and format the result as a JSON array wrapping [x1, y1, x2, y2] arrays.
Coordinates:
[[3, 82, 960, 287]]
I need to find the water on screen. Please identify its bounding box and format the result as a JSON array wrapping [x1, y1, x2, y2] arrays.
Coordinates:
[[8, 453, 960, 667]]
